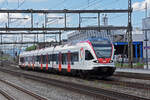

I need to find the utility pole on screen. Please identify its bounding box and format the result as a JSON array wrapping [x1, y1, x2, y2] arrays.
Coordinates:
[[145, 2, 149, 69], [128, 0, 133, 68]]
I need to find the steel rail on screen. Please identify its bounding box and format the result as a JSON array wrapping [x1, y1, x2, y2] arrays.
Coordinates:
[[0, 67, 149, 100], [0, 78, 48, 100], [99, 79, 150, 90], [114, 72, 150, 80], [0, 88, 15, 100]]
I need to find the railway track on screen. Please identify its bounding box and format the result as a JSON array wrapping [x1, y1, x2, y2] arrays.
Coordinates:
[[0, 78, 48, 100], [114, 72, 150, 80], [99, 78, 150, 90], [0, 67, 149, 100], [1, 63, 150, 90], [0, 87, 15, 100]]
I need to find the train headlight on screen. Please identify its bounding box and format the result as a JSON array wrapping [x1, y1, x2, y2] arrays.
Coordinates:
[[109, 60, 113, 63], [93, 60, 99, 63]]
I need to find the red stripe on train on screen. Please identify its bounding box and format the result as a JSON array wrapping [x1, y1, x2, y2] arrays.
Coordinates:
[[59, 53, 62, 72], [32, 56, 34, 70], [46, 54, 48, 70], [32, 64, 34, 69], [28, 62, 31, 68], [41, 55, 43, 70], [67, 51, 71, 72]]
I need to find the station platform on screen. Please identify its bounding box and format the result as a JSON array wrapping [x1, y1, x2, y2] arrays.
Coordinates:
[[116, 68, 150, 74]]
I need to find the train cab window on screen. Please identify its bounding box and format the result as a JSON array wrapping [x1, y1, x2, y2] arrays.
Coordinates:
[[85, 50, 94, 60]]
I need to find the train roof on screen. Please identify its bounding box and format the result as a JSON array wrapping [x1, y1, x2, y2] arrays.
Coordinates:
[[19, 42, 89, 57], [19, 37, 111, 57], [87, 37, 110, 41]]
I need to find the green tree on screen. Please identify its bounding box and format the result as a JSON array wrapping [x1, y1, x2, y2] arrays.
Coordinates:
[[25, 45, 36, 51]]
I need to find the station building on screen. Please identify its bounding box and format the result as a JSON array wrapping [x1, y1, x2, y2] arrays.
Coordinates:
[[67, 15, 150, 63], [67, 28, 144, 62], [142, 17, 150, 62]]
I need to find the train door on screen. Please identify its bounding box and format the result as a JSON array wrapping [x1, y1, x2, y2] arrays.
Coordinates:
[[84, 50, 94, 69], [79, 48, 85, 68]]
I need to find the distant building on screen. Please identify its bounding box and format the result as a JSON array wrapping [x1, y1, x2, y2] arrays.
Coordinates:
[[68, 15, 126, 43], [67, 14, 145, 62], [142, 17, 150, 62]]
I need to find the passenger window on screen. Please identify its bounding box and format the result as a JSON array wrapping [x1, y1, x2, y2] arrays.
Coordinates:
[[56, 54, 59, 64], [48, 55, 52, 63], [32, 56, 35, 63], [73, 52, 79, 61], [28, 57, 30, 63], [62, 54, 67, 65], [20, 57, 24, 63], [26, 57, 28, 62], [85, 50, 94, 60], [70, 52, 79, 65], [71, 53, 74, 65], [43, 55, 46, 64], [40, 55, 43, 64], [52, 54, 56, 62]]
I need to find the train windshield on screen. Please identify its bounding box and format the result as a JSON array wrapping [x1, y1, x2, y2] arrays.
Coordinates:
[[92, 40, 112, 58]]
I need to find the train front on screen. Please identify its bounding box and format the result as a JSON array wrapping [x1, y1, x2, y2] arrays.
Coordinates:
[[89, 38, 116, 77]]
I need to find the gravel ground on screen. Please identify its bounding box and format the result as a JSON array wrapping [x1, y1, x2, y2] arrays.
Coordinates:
[[14, 68, 150, 99], [0, 71, 100, 100], [1, 65, 150, 99]]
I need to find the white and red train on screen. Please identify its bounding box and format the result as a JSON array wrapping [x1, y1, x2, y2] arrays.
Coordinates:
[[19, 38, 116, 78]]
